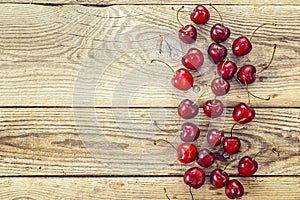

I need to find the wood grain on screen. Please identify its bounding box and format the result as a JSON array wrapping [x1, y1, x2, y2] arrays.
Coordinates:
[[0, 4, 299, 107], [0, 177, 298, 200]]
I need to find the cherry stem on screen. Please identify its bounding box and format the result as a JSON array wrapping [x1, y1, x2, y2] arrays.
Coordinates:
[[222, 162, 231, 173], [256, 44, 277, 74], [250, 22, 276, 41], [164, 188, 171, 200], [209, 3, 224, 25], [194, 86, 208, 105], [230, 122, 239, 137], [153, 139, 177, 151], [252, 152, 260, 160], [189, 186, 195, 200], [151, 59, 176, 75], [244, 79, 251, 106], [172, 6, 185, 27], [159, 35, 172, 57], [154, 121, 174, 133]]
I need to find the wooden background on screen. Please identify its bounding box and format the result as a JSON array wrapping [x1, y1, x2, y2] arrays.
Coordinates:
[[0, 0, 299, 199]]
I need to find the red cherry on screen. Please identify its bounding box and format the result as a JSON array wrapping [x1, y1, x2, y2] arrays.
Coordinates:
[[233, 103, 255, 124], [178, 25, 197, 44], [211, 23, 231, 43], [223, 137, 241, 155], [177, 143, 198, 163], [203, 99, 224, 118], [225, 179, 244, 199], [232, 36, 252, 56], [182, 48, 204, 70], [184, 167, 205, 189], [197, 148, 215, 167], [237, 65, 256, 85], [210, 168, 229, 188], [217, 60, 237, 80], [211, 78, 230, 96], [190, 5, 210, 24], [207, 129, 224, 147], [171, 68, 194, 90], [181, 122, 200, 142], [208, 43, 228, 64], [238, 156, 258, 177], [178, 99, 199, 119]]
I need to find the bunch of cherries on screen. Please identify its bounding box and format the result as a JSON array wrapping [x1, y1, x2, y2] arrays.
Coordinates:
[[152, 4, 277, 200]]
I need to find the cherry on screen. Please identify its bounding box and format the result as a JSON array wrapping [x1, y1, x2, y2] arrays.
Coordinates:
[[181, 122, 200, 142], [208, 43, 227, 64], [197, 148, 215, 167], [225, 179, 244, 199], [210, 168, 229, 188], [190, 5, 210, 25], [223, 137, 241, 155], [178, 99, 199, 119], [151, 59, 193, 91], [238, 156, 258, 177], [207, 129, 224, 147], [203, 99, 224, 118], [217, 60, 237, 80], [211, 78, 230, 96], [209, 4, 230, 43], [177, 143, 198, 163], [233, 103, 255, 124], [184, 167, 205, 189], [237, 65, 256, 85], [182, 48, 204, 70]]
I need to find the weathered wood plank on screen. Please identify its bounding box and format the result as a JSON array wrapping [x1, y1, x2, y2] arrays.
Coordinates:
[[0, 108, 298, 175], [0, 177, 298, 199], [0, 4, 299, 107]]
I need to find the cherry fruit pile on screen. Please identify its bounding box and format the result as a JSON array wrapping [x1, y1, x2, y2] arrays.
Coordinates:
[[153, 4, 277, 200]]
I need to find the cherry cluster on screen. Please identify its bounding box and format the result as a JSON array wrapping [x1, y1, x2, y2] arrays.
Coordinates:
[[153, 4, 277, 200]]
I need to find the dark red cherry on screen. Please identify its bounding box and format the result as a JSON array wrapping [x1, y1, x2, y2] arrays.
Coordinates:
[[211, 78, 230, 96], [217, 60, 237, 80], [237, 65, 256, 85], [182, 48, 204, 70], [177, 143, 198, 163], [225, 179, 244, 199], [238, 156, 258, 177], [171, 68, 194, 90], [190, 5, 210, 24], [197, 148, 215, 167], [210, 168, 229, 188], [223, 137, 241, 155], [203, 99, 224, 118], [207, 129, 224, 147], [232, 36, 252, 56], [208, 43, 227, 64], [233, 103, 255, 124], [178, 99, 199, 119], [184, 167, 205, 189], [178, 25, 197, 44], [181, 122, 200, 142], [211, 23, 231, 43]]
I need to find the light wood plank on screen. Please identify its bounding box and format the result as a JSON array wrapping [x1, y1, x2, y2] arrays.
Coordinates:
[[0, 177, 298, 199], [0, 4, 299, 107]]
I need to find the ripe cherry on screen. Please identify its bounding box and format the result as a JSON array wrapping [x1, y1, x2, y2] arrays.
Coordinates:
[[237, 65, 256, 85], [238, 156, 258, 177], [233, 103, 255, 124], [178, 99, 199, 119], [210, 168, 229, 188], [190, 5, 210, 24], [223, 137, 241, 155], [209, 4, 230, 43], [182, 48, 204, 70], [203, 99, 224, 118], [208, 43, 227, 64], [197, 148, 215, 167], [211, 78, 230, 96], [181, 122, 200, 142], [184, 167, 205, 189], [207, 129, 224, 147], [217, 60, 237, 80], [225, 179, 244, 199], [177, 143, 198, 163]]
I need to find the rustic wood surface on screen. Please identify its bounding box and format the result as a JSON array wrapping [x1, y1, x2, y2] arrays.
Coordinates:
[[0, 0, 299, 199]]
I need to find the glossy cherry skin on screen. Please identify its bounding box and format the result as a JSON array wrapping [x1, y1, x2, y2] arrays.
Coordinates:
[[232, 36, 252, 56], [203, 99, 224, 118], [190, 5, 210, 24], [178, 25, 197, 44], [208, 43, 228, 64], [197, 148, 215, 168], [233, 103, 255, 124], [171, 68, 194, 90], [217, 60, 237, 80], [238, 156, 258, 177], [184, 167, 205, 189], [210, 23, 231, 43], [181, 122, 200, 142], [182, 48, 204, 70], [177, 143, 198, 163], [210, 168, 229, 188], [207, 129, 224, 147], [178, 99, 199, 119], [237, 65, 256, 85], [223, 137, 241, 155], [211, 78, 230, 96], [225, 179, 244, 199]]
